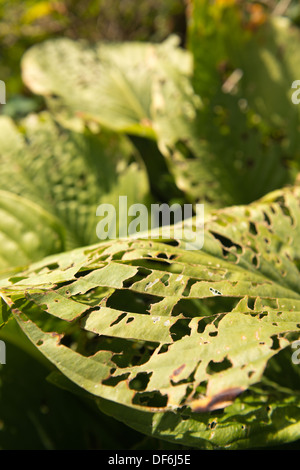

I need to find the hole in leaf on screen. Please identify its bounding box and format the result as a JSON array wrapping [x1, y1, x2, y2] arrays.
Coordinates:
[[129, 372, 152, 391], [111, 340, 159, 368], [247, 298, 256, 310], [157, 344, 170, 354], [213, 313, 225, 329], [171, 368, 195, 386], [110, 312, 127, 327], [74, 269, 93, 279], [182, 279, 198, 297], [263, 212, 271, 226], [209, 331, 218, 337], [111, 250, 127, 260], [249, 221, 258, 235], [270, 335, 280, 350], [197, 317, 212, 334], [161, 274, 170, 286], [122, 267, 152, 288], [102, 372, 130, 387], [210, 231, 242, 254], [170, 319, 191, 340], [161, 240, 179, 247], [206, 357, 232, 375], [60, 334, 74, 348], [132, 390, 168, 408], [129, 258, 172, 272], [259, 312, 268, 319], [156, 252, 169, 260], [277, 197, 294, 225], [45, 262, 59, 270], [172, 298, 203, 318], [107, 289, 162, 314]]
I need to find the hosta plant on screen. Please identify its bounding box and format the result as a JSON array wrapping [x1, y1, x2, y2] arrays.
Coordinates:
[[2, 184, 300, 449], [2, 0, 300, 451]]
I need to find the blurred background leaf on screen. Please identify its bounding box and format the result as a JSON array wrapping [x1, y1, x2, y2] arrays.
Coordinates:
[[0, 112, 151, 253]]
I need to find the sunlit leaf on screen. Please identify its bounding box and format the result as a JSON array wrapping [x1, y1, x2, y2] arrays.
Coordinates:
[[1, 184, 300, 448]]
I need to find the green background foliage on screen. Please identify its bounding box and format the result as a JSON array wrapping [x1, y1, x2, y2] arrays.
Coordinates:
[[2, 0, 300, 450]]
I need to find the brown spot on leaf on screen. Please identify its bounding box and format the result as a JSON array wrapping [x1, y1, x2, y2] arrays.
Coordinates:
[[188, 387, 245, 413], [172, 364, 186, 377]]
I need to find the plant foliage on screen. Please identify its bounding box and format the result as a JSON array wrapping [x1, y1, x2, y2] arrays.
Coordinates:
[[1, 0, 300, 450]]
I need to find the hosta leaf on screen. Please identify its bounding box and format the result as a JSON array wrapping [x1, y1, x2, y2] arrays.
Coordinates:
[[20, 29, 299, 210], [20, 36, 201, 205], [180, 2, 300, 207], [0, 190, 64, 271], [21, 36, 196, 140], [0, 296, 11, 329], [0, 113, 150, 250], [188, 1, 300, 127], [95, 388, 300, 450], [1, 184, 300, 448], [0, 337, 147, 450]]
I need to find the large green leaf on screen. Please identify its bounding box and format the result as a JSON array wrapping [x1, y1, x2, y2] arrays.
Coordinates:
[[0, 190, 64, 273], [20, 27, 300, 210], [181, 1, 300, 206], [0, 113, 150, 251], [20, 37, 199, 206], [1, 184, 300, 448], [21, 36, 196, 140], [0, 333, 151, 450]]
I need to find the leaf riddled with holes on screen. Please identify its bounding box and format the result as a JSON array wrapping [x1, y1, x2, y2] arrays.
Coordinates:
[[2, 185, 300, 448]]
